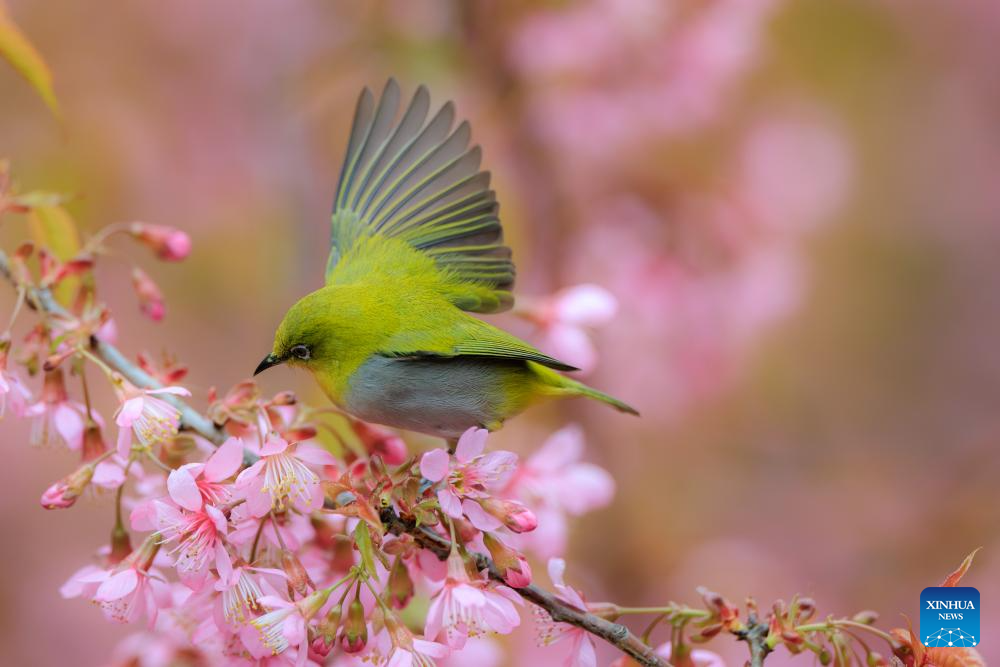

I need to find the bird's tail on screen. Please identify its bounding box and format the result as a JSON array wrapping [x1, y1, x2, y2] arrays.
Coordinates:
[[532, 364, 639, 416]]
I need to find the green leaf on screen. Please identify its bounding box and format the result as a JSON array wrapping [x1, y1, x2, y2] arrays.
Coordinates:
[[0, 3, 60, 118], [353, 521, 377, 577]]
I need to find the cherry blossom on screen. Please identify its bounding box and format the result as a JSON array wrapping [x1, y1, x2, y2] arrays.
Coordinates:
[[236, 435, 337, 516], [420, 427, 518, 525], [114, 383, 190, 458], [424, 550, 521, 649]]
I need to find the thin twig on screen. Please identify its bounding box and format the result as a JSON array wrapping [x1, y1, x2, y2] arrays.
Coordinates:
[[1, 247, 668, 667]]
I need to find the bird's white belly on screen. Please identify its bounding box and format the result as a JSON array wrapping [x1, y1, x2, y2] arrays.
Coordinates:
[[343, 354, 516, 439]]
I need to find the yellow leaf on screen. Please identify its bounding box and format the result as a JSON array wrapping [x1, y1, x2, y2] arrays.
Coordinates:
[[29, 204, 81, 304], [0, 3, 60, 118]]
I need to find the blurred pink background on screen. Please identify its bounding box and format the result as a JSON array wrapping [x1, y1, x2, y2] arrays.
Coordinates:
[[2, 0, 999, 664]]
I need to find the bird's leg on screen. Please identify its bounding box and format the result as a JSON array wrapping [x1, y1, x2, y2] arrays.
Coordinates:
[[446, 438, 459, 455]]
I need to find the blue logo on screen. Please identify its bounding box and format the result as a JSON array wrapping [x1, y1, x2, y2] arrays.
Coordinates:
[[920, 586, 980, 647]]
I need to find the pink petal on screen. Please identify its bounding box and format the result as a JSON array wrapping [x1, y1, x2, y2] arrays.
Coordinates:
[[92, 461, 126, 489], [167, 467, 203, 511], [420, 449, 450, 482], [259, 436, 289, 456], [437, 489, 463, 519], [553, 284, 617, 326], [215, 543, 233, 582], [412, 639, 449, 659], [461, 499, 503, 532], [205, 503, 228, 534], [294, 443, 337, 466], [96, 569, 139, 601], [575, 633, 598, 667], [455, 428, 488, 462], [557, 464, 615, 515], [147, 385, 191, 396], [129, 499, 158, 531], [547, 558, 567, 590], [204, 437, 244, 481], [116, 426, 133, 459], [235, 459, 265, 487], [53, 404, 85, 450], [115, 396, 144, 427], [242, 477, 272, 518], [530, 425, 584, 472]]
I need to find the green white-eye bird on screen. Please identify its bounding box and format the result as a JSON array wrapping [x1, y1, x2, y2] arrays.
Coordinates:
[[255, 80, 637, 439]]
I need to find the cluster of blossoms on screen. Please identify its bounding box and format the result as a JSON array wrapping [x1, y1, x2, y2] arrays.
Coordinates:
[[2, 166, 985, 667]]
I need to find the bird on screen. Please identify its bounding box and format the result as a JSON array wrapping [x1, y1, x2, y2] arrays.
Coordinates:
[[255, 79, 637, 440]]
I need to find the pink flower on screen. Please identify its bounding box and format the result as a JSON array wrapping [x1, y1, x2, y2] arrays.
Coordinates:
[[506, 425, 614, 558], [115, 383, 190, 458], [425, 550, 521, 649], [244, 588, 330, 661], [236, 435, 337, 517], [384, 615, 450, 667], [522, 284, 618, 374], [154, 498, 231, 582], [166, 436, 244, 511], [129, 222, 193, 261], [216, 565, 280, 627], [131, 267, 166, 321], [24, 368, 87, 450], [62, 535, 169, 626], [539, 558, 596, 667], [420, 428, 518, 528]]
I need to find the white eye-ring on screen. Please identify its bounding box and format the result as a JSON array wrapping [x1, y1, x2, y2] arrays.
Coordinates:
[[290, 344, 311, 360]]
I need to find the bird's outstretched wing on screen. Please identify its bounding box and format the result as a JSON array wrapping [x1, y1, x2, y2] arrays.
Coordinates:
[[326, 79, 514, 314]]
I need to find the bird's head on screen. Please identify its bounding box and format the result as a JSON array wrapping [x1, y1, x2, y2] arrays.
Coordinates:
[[254, 290, 333, 376]]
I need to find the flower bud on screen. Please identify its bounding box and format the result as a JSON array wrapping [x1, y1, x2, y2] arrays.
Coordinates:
[[311, 603, 341, 656], [131, 267, 165, 321], [388, 556, 414, 609], [483, 532, 532, 587], [41, 464, 94, 509], [480, 498, 538, 533], [852, 610, 879, 625], [340, 598, 367, 653], [352, 420, 407, 465], [310, 634, 333, 658], [281, 551, 315, 598], [128, 223, 192, 261]]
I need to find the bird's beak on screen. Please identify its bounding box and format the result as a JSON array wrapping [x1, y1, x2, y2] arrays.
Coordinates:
[[254, 353, 283, 376]]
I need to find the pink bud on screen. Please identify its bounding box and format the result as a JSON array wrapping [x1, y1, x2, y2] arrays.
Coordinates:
[[282, 551, 315, 598], [129, 223, 192, 261], [482, 498, 538, 533], [340, 598, 367, 653], [131, 267, 165, 321], [483, 533, 533, 587], [311, 635, 333, 658], [41, 464, 94, 509]]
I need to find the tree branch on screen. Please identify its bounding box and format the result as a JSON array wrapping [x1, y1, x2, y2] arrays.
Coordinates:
[[381, 507, 669, 667], [0, 248, 669, 667], [0, 249, 226, 445]]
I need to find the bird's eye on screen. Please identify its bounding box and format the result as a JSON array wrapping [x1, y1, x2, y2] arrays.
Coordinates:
[[290, 344, 311, 360]]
